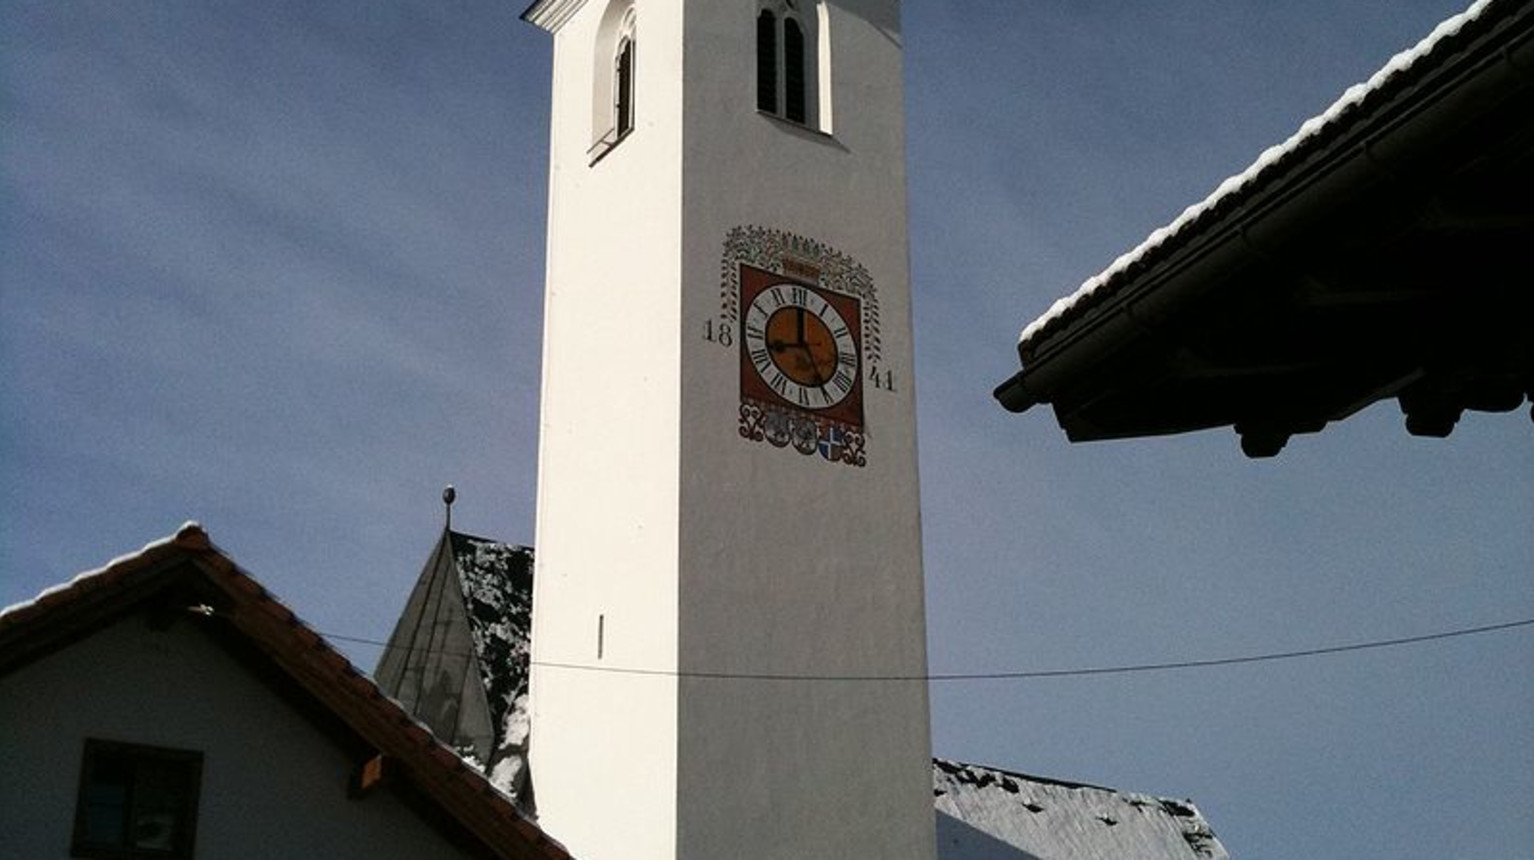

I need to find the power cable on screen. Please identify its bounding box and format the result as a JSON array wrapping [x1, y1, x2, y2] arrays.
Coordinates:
[[321, 616, 1534, 683]]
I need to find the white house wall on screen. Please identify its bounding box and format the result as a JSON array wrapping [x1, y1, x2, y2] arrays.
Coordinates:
[[0, 615, 479, 860], [527, 2, 686, 859]]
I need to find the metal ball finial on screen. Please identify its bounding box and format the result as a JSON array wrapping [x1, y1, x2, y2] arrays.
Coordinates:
[[443, 485, 457, 506]]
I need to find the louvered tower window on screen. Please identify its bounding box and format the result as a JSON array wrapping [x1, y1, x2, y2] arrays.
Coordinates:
[[783, 17, 806, 123], [756, 2, 822, 129], [757, 10, 778, 114]]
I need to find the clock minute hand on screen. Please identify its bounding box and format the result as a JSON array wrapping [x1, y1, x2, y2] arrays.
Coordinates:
[[798, 343, 830, 385], [789, 308, 833, 383]]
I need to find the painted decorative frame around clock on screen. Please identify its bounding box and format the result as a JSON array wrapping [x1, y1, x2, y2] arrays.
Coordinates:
[[711, 226, 892, 468]]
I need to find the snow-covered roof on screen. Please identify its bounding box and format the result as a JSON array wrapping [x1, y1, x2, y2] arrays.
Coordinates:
[[448, 532, 536, 798], [374, 528, 536, 801], [451, 532, 535, 727], [934, 758, 1227, 860], [0, 523, 206, 620], [1017, 0, 1495, 355]]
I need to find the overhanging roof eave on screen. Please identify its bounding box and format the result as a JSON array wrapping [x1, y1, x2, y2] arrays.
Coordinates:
[[994, 0, 1534, 424]]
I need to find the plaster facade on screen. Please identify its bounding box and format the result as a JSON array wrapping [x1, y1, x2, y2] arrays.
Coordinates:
[[528, 2, 934, 858], [0, 615, 479, 860]]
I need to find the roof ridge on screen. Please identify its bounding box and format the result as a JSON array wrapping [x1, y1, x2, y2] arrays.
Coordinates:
[[936, 756, 1118, 794], [449, 528, 533, 551]]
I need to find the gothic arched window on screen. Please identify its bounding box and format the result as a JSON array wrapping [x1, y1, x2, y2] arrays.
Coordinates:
[[615, 33, 635, 138], [590, 2, 637, 162], [756, 1, 826, 130]]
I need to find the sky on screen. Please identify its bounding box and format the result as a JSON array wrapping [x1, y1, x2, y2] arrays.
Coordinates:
[[2, 2, 1530, 859]]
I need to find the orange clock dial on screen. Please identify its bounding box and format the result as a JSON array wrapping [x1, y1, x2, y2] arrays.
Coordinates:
[[743, 281, 859, 411], [764, 305, 836, 387]]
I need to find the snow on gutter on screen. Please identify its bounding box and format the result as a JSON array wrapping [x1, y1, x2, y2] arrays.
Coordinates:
[[1014, 0, 1495, 356]]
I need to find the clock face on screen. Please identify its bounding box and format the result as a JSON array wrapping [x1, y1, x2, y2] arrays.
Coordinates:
[[737, 265, 863, 429], [742, 282, 858, 410]]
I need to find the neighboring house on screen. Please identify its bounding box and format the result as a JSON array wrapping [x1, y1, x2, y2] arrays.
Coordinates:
[[994, 0, 1533, 456], [378, 520, 1229, 860], [0, 525, 571, 860]]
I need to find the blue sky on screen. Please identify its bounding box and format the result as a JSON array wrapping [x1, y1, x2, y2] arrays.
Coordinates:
[[3, 2, 1530, 858]]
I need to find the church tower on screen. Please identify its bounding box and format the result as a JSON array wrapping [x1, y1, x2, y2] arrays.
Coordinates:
[[523, 2, 935, 858]]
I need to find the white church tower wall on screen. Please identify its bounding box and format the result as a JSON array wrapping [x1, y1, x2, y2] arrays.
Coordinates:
[[525, 2, 934, 858]]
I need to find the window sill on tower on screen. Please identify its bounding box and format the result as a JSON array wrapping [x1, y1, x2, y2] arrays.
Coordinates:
[[757, 109, 840, 146], [588, 126, 634, 166]]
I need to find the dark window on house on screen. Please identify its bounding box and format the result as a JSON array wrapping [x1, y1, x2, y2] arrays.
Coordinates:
[[615, 36, 635, 138], [72, 739, 203, 859], [756, 10, 778, 113], [783, 17, 806, 123]]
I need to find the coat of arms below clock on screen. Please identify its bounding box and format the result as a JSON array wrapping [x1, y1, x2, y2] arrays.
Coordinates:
[[736, 263, 866, 467]]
